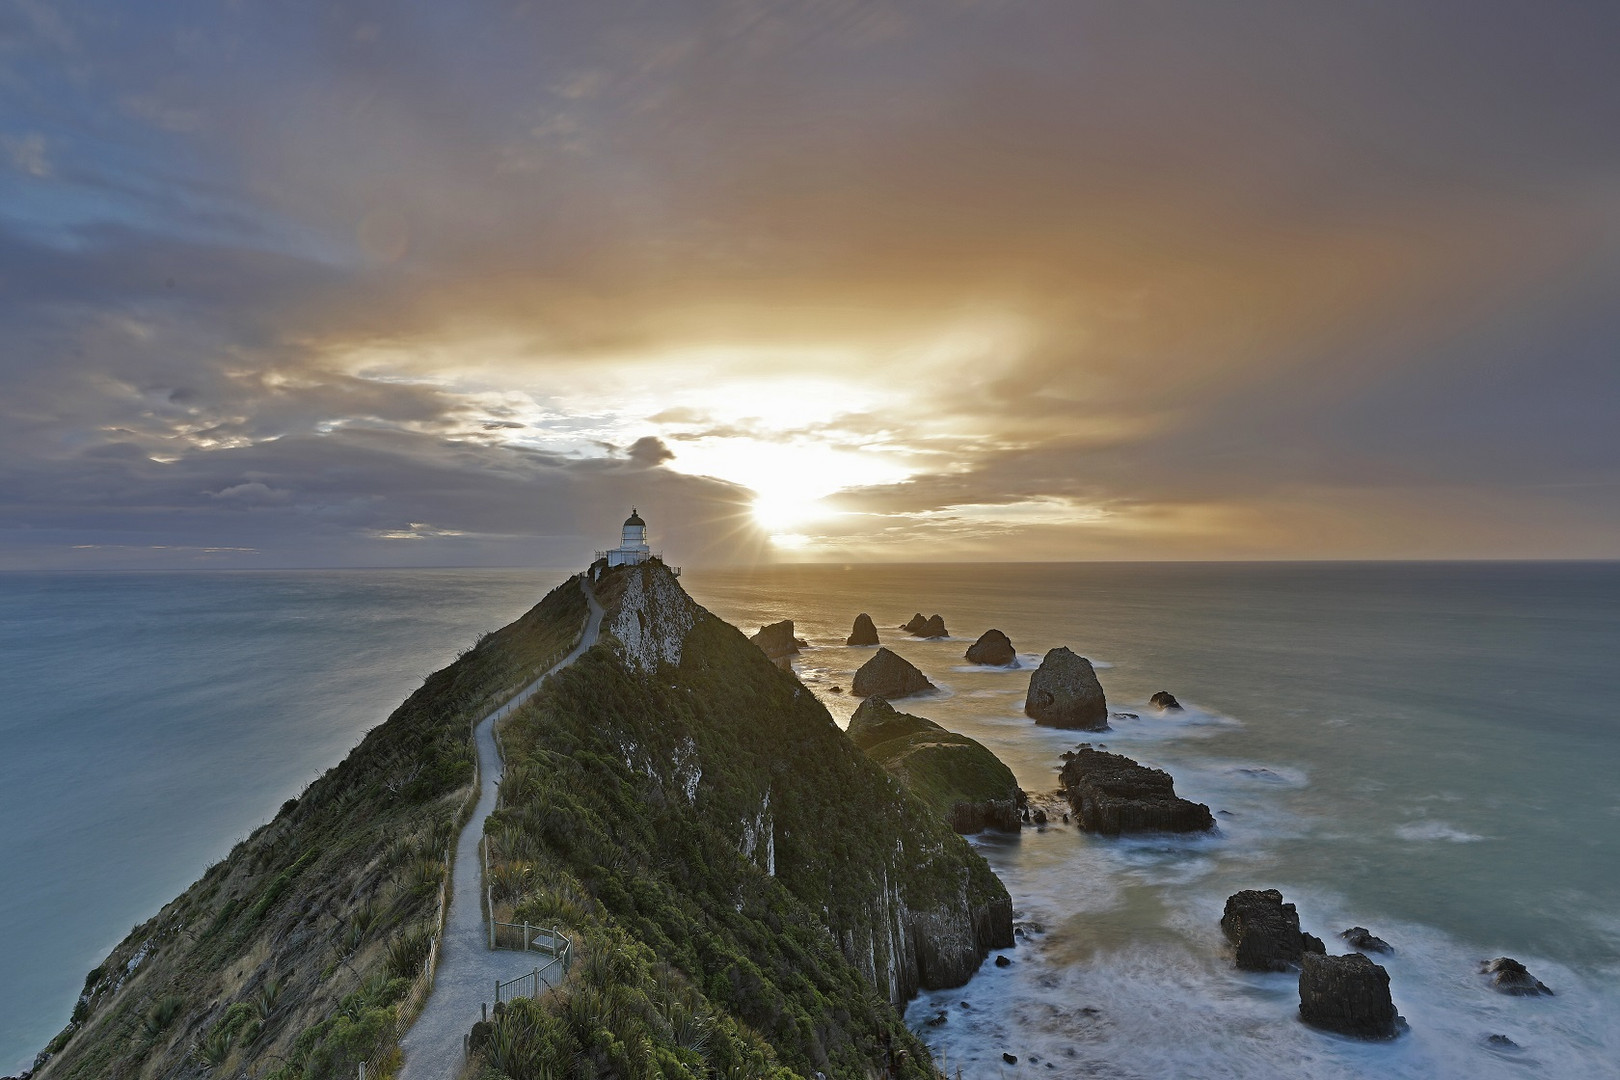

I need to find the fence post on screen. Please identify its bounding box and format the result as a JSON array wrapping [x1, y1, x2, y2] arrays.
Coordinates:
[[523, 921, 529, 952], [495, 978, 500, 1005]]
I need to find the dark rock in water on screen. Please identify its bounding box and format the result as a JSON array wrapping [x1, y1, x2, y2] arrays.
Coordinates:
[[1340, 927, 1393, 954], [1111, 712, 1138, 721], [900, 612, 929, 633], [750, 619, 806, 660], [924, 1010, 948, 1027], [1025, 647, 1109, 730], [1222, 889, 1326, 971], [995, 954, 1012, 967], [1149, 690, 1183, 711], [852, 647, 934, 699], [1002, 1053, 1018, 1064], [1485, 1034, 1520, 1050], [846, 612, 880, 647], [829, 685, 843, 694], [910, 613, 947, 638], [1032, 808, 1048, 825], [966, 629, 1018, 667], [848, 696, 1023, 834], [1479, 957, 1553, 996], [1298, 952, 1400, 1039], [1060, 747, 1215, 834]]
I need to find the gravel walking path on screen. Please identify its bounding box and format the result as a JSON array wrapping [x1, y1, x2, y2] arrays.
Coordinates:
[[397, 577, 604, 1079]]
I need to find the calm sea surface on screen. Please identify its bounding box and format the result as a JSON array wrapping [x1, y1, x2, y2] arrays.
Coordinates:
[[3, 563, 1618, 1077]]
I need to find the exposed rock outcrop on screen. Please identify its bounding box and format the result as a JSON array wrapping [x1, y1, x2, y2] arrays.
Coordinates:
[[846, 613, 880, 647], [1149, 690, 1182, 711], [900, 613, 928, 633], [1340, 927, 1393, 954], [1298, 953, 1400, 1039], [1059, 747, 1215, 835], [965, 629, 1018, 667], [1479, 957, 1553, 996], [1221, 889, 1326, 971], [848, 697, 1023, 834], [907, 614, 947, 638], [1025, 647, 1108, 730], [750, 619, 807, 660], [852, 647, 935, 699]]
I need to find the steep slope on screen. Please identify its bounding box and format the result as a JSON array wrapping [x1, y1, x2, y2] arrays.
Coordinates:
[[847, 697, 1024, 834], [30, 579, 589, 1080], [477, 561, 1012, 1078]]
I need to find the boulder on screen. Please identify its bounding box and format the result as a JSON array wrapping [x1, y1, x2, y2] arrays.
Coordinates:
[[909, 614, 948, 638], [1025, 647, 1108, 730], [965, 629, 1018, 667], [1340, 927, 1393, 954], [1221, 889, 1326, 971], [995, 954, 1011, 967], [852, 648, 935, 699], [1059, 747, 1215, 835], [846, 613, 880, 646], [1298, 952, 1400, 1039], [1478, 957, 1553, 996], [1149, 690, 1183, 711], [750, 619, 806, 660], [849, 697, 1023, 834]]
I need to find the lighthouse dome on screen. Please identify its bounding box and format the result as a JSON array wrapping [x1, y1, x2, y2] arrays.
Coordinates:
[[624, 509, 646, 527]]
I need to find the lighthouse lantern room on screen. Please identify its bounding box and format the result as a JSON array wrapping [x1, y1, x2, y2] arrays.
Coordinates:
[[599, 507, 652, 567]]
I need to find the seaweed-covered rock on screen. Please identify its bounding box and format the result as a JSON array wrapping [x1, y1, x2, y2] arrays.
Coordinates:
[[849, 697, 1023, 834], [750, 619, 806, 660], [1298, 952, 1400, 1038], [1025, 647, 1108, 730], [846, 613, 880, 647], [1221, 889, 1325, 971], [851, 647, 935, 699], [965, 629, 1017, 667], [1149, 690, 1182, 711], [1479, 957, 1553, 996], [1059, 747, 1215, 835], [1340, 927, 1393, 954]]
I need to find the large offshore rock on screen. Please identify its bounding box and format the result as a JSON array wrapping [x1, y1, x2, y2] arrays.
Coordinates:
[[1221, 889, 1326, 971], [1024, 647, 1108, 730], [900, 613, 928, 633], [852, 647, 935, 699], [911, 614, 948, 638], [848, 697, 1023, 834], [1298, 953, 1400, 1038], [965, 629, 1018, 667], [1059, 747, 1215, 835], [1479, 957, 1553, 996], [749, 619, 806, 660], [1149, 690, 1183, 711], [846, 613, 880, 646]]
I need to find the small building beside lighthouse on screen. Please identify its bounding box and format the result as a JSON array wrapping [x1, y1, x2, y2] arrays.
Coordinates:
[[599, 508, 652, 567]]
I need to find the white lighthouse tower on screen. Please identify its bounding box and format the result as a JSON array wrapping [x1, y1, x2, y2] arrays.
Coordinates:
[[599, 507, 652, 567]]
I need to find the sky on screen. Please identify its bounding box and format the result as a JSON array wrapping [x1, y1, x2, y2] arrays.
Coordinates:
[[3, 0, 1618, 568]]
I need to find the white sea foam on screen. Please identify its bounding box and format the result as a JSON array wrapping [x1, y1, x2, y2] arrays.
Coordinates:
[[1394, 821, 1487, 843]]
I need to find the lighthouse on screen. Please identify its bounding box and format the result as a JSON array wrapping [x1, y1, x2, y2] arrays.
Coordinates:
[[600, 507, 652, 567]]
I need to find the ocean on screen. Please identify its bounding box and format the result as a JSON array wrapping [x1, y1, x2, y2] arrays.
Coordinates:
[[3, 563, 1617, 1077]]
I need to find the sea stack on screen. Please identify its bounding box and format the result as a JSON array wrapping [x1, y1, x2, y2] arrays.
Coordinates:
[[750, 619, 807, 660], [907, 614, 947, 638], [965, 629, 1018, 667], [1149, 691, 1183, 711], [847, 613, 880, 646], [852, 647, 935, 699], [1221, 889, 1326, 971], [1060, 747, 1215, 834], [1298, 953, 1400, 1038], [1025, 646, 1108, 730]]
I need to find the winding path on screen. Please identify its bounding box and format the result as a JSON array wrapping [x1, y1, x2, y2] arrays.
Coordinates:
[[398, 577, 604, 1079]]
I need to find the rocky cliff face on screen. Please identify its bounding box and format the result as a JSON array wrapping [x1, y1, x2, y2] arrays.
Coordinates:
[[521, 562, 1011, 1068]]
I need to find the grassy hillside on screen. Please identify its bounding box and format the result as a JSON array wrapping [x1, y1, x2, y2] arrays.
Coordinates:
[[31, 578, 588, 1080], [846, 698, 1023, 834], [473, 562, 1011, 1080]]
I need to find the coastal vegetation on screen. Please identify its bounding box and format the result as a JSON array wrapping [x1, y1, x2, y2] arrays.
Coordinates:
[[30, 580, 587, 1080]]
